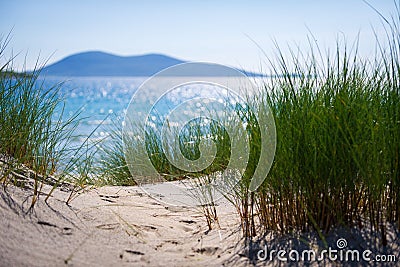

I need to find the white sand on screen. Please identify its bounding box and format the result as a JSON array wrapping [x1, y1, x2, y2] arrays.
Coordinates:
[[2, 180, 398, 266], [0, 182, 250, 266]]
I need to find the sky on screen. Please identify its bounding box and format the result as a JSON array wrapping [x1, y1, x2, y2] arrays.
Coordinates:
[[0, 0, 396, 72]]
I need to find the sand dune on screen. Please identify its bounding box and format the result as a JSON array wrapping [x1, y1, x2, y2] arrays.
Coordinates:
[[2, 180, 398, 266], [0, 182, 250, 266]]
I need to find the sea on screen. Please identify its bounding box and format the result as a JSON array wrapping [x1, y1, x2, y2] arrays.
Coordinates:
[[38, 75, 266, 149], [39, 76, 146, 145]]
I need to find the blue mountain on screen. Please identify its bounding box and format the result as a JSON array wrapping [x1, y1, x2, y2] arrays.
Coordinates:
[[40, 51, 264, 77], [40, 51, 185, 77]]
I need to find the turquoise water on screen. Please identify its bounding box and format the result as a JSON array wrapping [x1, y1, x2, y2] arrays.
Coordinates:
[[39, 76, 146, 143], [38, 76, 263, 149]]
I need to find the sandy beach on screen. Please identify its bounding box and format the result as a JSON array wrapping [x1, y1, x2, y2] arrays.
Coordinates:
[[1, 174, 399, 267], [0, 181, 251, 266]]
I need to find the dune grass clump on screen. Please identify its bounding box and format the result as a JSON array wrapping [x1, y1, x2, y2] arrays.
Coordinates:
[[258, 45, 398, 233], [107, 115, 234, 228], [144, 117, 231, 181], [204, 5, 397, 246], [0, 36, 96, 207], [97, 117, 135, 186], [248, 10, 400, 244]]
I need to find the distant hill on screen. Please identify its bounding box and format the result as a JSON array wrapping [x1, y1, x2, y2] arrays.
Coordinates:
[[40, 51, 185, 77], [40, 51, 264, 77]]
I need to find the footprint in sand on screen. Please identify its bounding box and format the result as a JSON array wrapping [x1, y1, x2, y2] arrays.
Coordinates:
[[193, 247, 220, 256]]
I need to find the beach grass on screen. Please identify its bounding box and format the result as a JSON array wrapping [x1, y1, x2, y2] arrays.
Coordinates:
[[96, 116, 135, 186], [229, 3, 399, 242], [0, 35, 96, 207], [258, 44, 399, 235]]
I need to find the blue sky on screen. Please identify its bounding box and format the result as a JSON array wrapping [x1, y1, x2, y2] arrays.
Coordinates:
[[0, 0, 395, 72]]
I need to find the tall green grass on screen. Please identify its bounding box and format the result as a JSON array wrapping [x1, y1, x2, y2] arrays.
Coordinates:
[[100, 113, 235, 228], [246, 5, 399, 243], [0, 36, 96, 207], [97, 116, 135, 186], [258, 45, 399, 233]]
